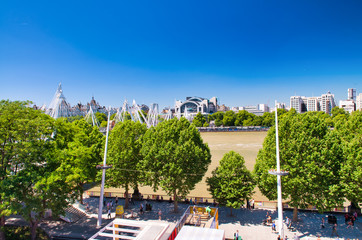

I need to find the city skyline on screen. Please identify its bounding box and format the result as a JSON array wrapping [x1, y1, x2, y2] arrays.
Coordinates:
[[1, 1, 362, 109]]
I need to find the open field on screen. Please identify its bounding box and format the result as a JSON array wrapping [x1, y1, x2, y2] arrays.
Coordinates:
[[89, 131, 269, 201]]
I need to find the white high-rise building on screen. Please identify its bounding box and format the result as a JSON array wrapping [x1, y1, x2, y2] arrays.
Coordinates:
[[290, 96, 306, 113], [348, 88, 356, 101], [306, 97, 320, 112], [356, 93, 362, 111], [339, 100, 355, 113], [320, 92, 336, 115]]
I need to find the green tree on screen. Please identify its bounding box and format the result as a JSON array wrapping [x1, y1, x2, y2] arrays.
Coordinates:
[[223, 110, 236, 126], [335, 110, 362, 203], [95, 112, 107, 123], [192, 112, 206, 127], [56, 119, 104, 204], [0, 100, 77, 240], [140, 118, 211, 212], [254, 113, 344, 221], [262, 112, 273, 127], [207, 151, 255, 215], [106, 120, 147, 209]]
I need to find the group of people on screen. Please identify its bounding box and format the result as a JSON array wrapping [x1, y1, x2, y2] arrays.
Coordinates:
[[345, 212, 358, 229]]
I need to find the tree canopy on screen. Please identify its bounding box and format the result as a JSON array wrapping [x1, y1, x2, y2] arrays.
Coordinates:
[[207, 151, 255, 215], [140, 117, 211, 212], [254, 112, 344, 221], [0, 100, 78, 240], [105, 120, 147, 208]]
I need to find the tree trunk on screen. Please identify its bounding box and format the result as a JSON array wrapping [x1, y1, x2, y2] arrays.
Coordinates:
[[30, 219, 39, 240], [80, 189, 84, 205], [0, 215, 6, 240], [230, 207, 233, 216], [292, 206, 298, 222], [125, 186, 129, 209], [173, 191, 178, 212]]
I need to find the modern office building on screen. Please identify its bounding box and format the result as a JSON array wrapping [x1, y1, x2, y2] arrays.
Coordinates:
[[348, 88, 356, 101], [339, 100, 355, 113], [290, 92, 335, 115], [356, 93, 362, 111]]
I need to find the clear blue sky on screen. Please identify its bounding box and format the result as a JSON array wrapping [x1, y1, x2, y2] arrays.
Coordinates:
[[1, 0, 362, 109]]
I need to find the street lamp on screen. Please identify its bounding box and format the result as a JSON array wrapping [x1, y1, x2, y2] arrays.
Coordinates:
[[268, 101, 289, 239], [97, 107, 112, 227]]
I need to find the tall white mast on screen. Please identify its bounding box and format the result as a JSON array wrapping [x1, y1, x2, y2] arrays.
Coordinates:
[[275, 101, 284, 239]]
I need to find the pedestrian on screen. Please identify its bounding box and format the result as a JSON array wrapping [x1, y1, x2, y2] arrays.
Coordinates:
[[272, 221, 276, 232], [206, 206, 212, 218], [86, 203, 89, 212], [331, 223, 339, 237], [285, 235, 288, 240], [251, 199, 255, 209], [158, 209, 162, 220], [107, 202, 110, 211], [234, 230, 239, 240], [140, 203, 144, 214], [277, 235, 281, 240], [107, 209, 111, 219], [115, 196, 118, 205], [103, 199, 106, 207], [321, 217, 325, 229]]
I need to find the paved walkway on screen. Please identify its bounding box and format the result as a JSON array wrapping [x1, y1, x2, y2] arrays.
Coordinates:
[[6, 196, 361, 239]]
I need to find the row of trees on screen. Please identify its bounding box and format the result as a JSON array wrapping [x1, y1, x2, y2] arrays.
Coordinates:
[[105, 118, 211, 212], [193, 109, 288, 127], [0, 100, 104, 240], [193, 106, 352, 128]]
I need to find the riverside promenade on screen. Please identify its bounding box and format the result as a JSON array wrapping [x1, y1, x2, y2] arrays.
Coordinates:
[[6, 196, 361, 239]]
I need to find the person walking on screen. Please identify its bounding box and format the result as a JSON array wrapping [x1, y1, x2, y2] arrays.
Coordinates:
[[234, 230, 239, 240], [107, 209, 111, 219], [331, 223, 339, 237], [158, 209, 162, 220]]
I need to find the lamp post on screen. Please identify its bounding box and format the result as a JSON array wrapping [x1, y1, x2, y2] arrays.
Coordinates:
[[268, 101, 289, 239], [97, 107, 112, 227]]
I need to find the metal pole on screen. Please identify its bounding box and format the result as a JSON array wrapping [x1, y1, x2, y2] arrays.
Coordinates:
[[97, 107, 111, 227], [275, 101, 284, 239]]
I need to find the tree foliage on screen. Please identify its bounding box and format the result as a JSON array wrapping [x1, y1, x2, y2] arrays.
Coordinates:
[[254, 112, 344, 221], [207, 151, 255, 215], [335, 110, 362, 203], [192, 112, 206, 127], [0, 100, 78, 240], [140, 118, 211, 212], [105, 120, 147, 208], [54, 119, 104, 204]]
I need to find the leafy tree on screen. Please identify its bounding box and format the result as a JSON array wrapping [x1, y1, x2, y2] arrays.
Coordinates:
[[262, 112, 273, 127], [223, 110, 236, 126], [140, 118, 211, 212], [215, 118, 223, 127], [106, 120, 147, 209], [192, 112, 206, 127], [207, 151, 255, 215], [235, 110, 252, 126], [55, 119, 104, 204], [335, 110, 362, 203], [254, 113, 344, 221], [209, 112, 224, 122], [0, 100, 77, 240], [95, 112, 107, 124]]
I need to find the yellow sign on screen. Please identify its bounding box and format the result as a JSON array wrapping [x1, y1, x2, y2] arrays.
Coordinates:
[[116, 205, 124, 216]]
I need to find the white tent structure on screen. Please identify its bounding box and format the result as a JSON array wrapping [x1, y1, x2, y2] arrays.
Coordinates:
[[84, 105, 99, 127], [114, 99, 150, 127], [147, 103, 159, 127], [46, 83, 71, 119]]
